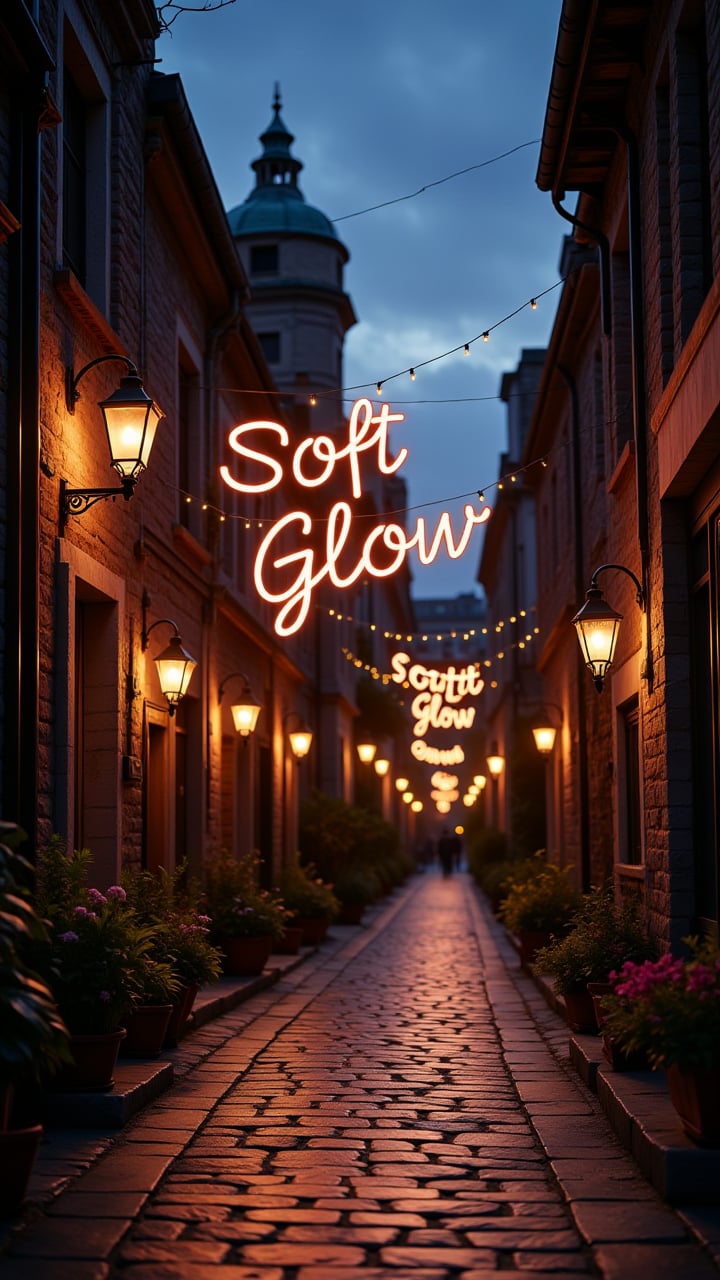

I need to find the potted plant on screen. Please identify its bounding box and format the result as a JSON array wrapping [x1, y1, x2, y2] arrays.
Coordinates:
[[203, 850, 288, 975], [277, 859, 339, 945], [332, 867, 380, 925], [0, 823, 70, 1213], [600, 938, 720, 1144], [534, 885, 655, 1033], [121, 866, 222, 1045], [160, 912, 223, 1045], [34, 841, 148, 1090], [498, 854, 580, 965], [120, 953, 180, 1059]]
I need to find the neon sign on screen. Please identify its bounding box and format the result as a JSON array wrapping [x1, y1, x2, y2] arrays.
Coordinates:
[[390, 651, 484, 737], [411, 740, 465, 765], [220, 398, 491, 637]]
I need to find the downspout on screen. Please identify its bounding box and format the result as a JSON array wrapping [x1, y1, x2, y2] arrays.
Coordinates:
[[5, 68, 51, 848], [617, 124, 653, 691], [557, 363, 592, 891], [552, 190, 612, 337]]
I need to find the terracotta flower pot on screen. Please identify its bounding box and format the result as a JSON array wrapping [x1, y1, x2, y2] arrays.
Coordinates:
[[292, 916, 329, 946], [219, 934, 273, 976], [121, 1004, 173, 1059], [164, 983, 200, 1048], [666, 1063, 720, 1146], [274, 926, 304, 955], [0, 1123, 43, 1215], [338, 902, 365, 926], [602, 1035, 648, 1072], [563, 988, 598, 1034], [51, 1028, 127, 1093], [587, 981, 613, 1031], [517, 929, 552, 966]]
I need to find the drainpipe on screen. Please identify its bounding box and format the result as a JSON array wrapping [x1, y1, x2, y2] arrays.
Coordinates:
[[616, 124, 653, 692], [557, 363, 591, 891], [5, 62, 52, 849], [552, 190, 612, 337]]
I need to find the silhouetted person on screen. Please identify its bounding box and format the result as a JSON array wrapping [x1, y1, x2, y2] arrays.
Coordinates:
[[438, 828, 454, 877]]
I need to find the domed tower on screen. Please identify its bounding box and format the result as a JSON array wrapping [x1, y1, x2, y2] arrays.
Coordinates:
[[228, 86, 356, 434]]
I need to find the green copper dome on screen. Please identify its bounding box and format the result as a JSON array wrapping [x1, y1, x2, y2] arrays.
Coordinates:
[[228, 86, 341, 243]]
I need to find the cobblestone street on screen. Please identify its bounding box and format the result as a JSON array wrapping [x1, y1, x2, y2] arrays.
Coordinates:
[[3, 872, 719, 1279]]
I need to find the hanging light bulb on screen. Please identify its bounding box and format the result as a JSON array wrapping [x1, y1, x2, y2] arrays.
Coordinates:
[[376, 381, 383, 395], [482, 332, 489, 343], [464, 344, 470, 356], [409, 368, 416, 381]]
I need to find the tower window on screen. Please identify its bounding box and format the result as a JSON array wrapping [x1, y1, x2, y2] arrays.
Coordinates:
[[251, 244, 278, 274], [258, 331, 280, 364]]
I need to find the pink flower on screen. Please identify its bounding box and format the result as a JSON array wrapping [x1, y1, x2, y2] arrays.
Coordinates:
[[106, 885, 127, 901], [87, 888, 107, 906]]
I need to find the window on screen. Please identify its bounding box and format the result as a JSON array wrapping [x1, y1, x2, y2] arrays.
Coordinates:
[[250, 244, 278, 274], [61, 23, 110, 312], [63, 71, 86, 282], [258, 331, 280, 364]]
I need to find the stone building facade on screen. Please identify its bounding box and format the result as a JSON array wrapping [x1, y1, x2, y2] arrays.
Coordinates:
[[0, 1, 412, 886], [482, 0, 720, 945]]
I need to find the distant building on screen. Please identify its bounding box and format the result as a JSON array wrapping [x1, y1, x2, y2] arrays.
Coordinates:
[[412, 593, 487, 665]]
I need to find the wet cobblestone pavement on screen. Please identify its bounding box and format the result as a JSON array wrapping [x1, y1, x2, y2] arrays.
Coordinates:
[[3, 871, 719, 1279]]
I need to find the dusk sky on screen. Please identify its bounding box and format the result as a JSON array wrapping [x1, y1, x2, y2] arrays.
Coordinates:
[[158, 1, 565, 602]]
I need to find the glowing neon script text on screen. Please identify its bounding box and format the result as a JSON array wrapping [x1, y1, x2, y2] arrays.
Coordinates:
[[220, 398, 491, 637]]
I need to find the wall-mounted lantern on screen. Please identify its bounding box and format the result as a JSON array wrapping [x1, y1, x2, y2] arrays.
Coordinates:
[[486, 746, 505, 779], [472, 774, 487, 791], [374, 757, 390, 777], [61, 355, 162, 527], [572, 563, 645, 693], [356, 741, 377, 764], [141, 594, 197, 717], [219, 672, 262, 738], [395, 777, 410, 792], [284, 712, 313, 761], [410, 800, 423, 813]]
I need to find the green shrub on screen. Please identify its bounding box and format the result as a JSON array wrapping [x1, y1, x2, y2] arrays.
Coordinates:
[[498, 855, 580, 936], [277, 860, 339, 921], [535, 884, 655, 994], [298, 789, 405, 889]]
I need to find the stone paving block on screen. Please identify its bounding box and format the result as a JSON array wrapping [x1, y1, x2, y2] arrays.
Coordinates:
[[570, 1199, 691, 1243], [9, 1216, 131, 1258], [118, 1241, 232, 1263], [0, 1264, 110, 1279], [242, 1243, 367, 1265], [379, 1244, 498, 1266], [593, 1242, 720, 1279], [47, 1190, 148, 1217]]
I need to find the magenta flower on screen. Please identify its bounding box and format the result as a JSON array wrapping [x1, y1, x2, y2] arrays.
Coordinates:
[[87, 888, 107, 906], [60, 930, 79, 943], [106, 885, 127, 901]]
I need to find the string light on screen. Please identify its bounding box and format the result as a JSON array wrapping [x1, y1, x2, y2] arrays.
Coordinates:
[[482, 332, 489, 343], [464, 344, 470, 356], [376, 381, 383, 395], [409, 368, 416, 381], [530, 298, 538, 310], [309, 394, 317, 406]]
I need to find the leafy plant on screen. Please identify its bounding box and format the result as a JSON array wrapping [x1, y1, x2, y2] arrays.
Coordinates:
[[332, 866, 380, 907], [34, 841, 152, 1035], [0, 823, 70, 1121], [535, 885, 655, 994], [121, 865, 222, 989], [498, 854, 580, 936], [600, 938, 720, 1069], [203, 849, 288, 942], [277, 860, 339, 921]]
